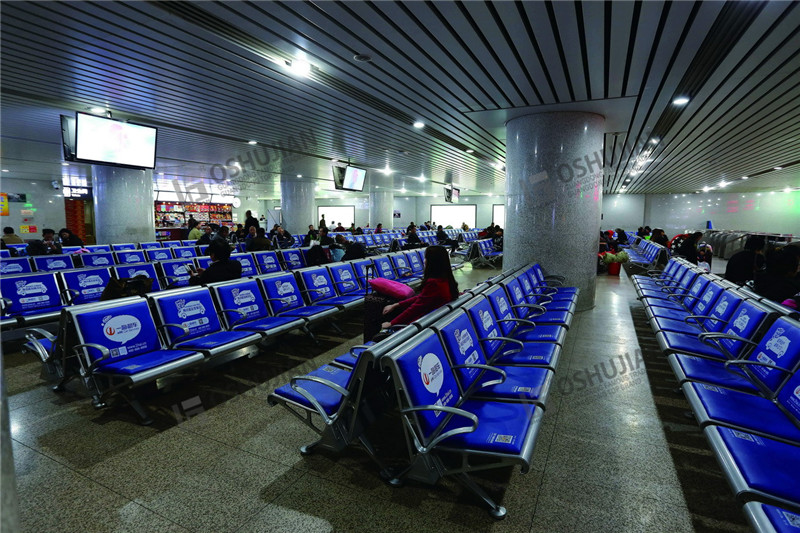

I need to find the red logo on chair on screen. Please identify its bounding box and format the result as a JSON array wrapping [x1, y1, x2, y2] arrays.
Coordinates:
[[418, 352, 444, 394], [106, 326, 116, 336]]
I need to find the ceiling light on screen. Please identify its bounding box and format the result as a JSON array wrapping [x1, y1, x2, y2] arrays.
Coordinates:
[[416, 175, 426, 182], [1, 169, 8, 173], [285, 58, 311, 77], [400, 187, 406, 193], [650, 138, 659, 144], [785, 187, 791, 193], [770, 191, 775, 195], [380, 165, 393, 175], [353, 54, 372, 62], [413, 121, 424, 129], [465, 149, 474, 154], [89, 106, 106, 115], [61, 163, 69, 166], [672, 96, 690, 106], [248, 140, 257, 145], [741, 176, 749, 180], [703, 186, 711, 192], [774, 166, 783, 170], [296, 174, 302, 178], [331, 159, 339, 163], [719, 180, 728, 188], [315, 186, 320, 191], [158, 172, 165, 176]]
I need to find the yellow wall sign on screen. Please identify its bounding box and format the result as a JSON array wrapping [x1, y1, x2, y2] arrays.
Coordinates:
[[0, 193, 8, 216]]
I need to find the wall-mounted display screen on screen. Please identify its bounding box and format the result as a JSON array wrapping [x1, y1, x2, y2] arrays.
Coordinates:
[[75, 112, 157, 169]]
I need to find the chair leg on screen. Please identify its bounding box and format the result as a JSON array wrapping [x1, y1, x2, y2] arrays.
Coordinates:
[[356, 434, 402, 487], [330, 321, 344, 335], [454, 472, 507, 519], [303, 325, 319, 345], [300, 439, 321, 455], [119, 393, 153, 425]]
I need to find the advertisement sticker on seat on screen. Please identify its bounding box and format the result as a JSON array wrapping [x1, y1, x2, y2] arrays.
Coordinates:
[[418, 352, 444, 395], [102, 314, 142, 344], [764, 328, 789, 358]]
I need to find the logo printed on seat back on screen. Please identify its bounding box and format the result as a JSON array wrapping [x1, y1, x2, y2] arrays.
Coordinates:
[[479, 309, 493, 331], [78, 274, 104, 287], [15, 281, 47, 295], [275, 280, 294, 296], [714, 299, 729, 316], [496, 295, 509, 315], [126, 269, 148, 278], [765, 327, 790, 357], [418, 352, 444, 395], [102, 314, 142, 343], [1, 263, 23, 273], [311, 273, 328, 287], [514, 286, 523, 301], [176, 299, 206, 319], [732, 310, 750, 331], [92, 256, 110, 265], [454, 328, 475, 355], [124, 254, 139, 262], [154, 252, 170, 260], [702, 290, 714, 303], [397, 258, 406, 268], [522, 278, 531, 292], [46, 259, 67, 269], [232, 288, 256, 305]]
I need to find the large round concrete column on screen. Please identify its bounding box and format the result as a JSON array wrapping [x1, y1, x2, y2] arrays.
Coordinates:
[[280, 177, 315, 235], [92, 166, 154, 244], [505, 112, 605, 311], [369, 190, 394, 229]]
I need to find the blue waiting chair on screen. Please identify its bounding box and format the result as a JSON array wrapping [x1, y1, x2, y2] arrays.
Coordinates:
[[112, 263, 165, 292], [1, 271, 68, 329], [210, 278, 305, 339], [31, 254, 76, 272], [1, 256, 33, 275], [58, 267, 112, 305], [114, 250, 147, 265]]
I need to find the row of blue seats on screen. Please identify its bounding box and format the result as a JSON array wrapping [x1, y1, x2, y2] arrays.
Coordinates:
[[626, 237, 668, 269], [21, 247, 458, 423], [633, 258, 800, 531], [2, 246, 451, 330], [268, 262, 578, 518]]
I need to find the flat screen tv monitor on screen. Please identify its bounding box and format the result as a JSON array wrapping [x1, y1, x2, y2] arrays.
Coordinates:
[[332, 165, 367, 191], [444, 186, 460, 203], [74, 112, 157, 169]]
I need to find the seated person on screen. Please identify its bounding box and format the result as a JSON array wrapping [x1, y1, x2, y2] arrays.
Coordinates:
[[381, 246, 459, 329], [436, 225, 458, 253], [245, 227, 273, 251], [196, 225, 214, 245], [754, 248, 800, 303], [58, 228, 83, 246], [0, 240, 18, 257], [725, 235, 766, 284], [340, 235, 367, 261], [42, 228, 63, 254], [189, 239, 242, 285], [334, 222, 345, 232], [2, 226, 24, 245], [318, 227, 335, 246], [302, 225, 318, 246], [615, 228, 629, 245], [275, 227, 294, 249], [404, 226, 422, 248], [492, 227, 504, 251]]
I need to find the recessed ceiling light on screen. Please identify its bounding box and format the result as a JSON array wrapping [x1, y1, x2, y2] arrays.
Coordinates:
[[248, 140, 257, 145], [61, 163, 69, 166], [774, 166, 783, 170], [285, 58, 311, 77], [331, 159, 339, 163], [650, 138, 659, 144], [719, 180, 728, 188], [400, 187, 406, 193], [770, 191, 775, 195], [741, 176, 749, 180], [413, 121, 424, 129], [703, 186, 711, 192], [672, 96, 690, 106], [785, 187, 791, 193], [353, 54, 372, 62], [315, 186, 320, 191], [1, 169, 8, 173], [296, 174, 302, 178], [416, 175, 426, 182], [465, 149, 474, 153], [89, 106, 106, 114], [380, 165, 393, 175]]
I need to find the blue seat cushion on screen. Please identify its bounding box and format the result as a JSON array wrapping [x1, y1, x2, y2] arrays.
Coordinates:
[[672, 355, 759, 393], [760, 504, 800, 532], [690, 383, 800, 443], [716, 427, 800, 504], [492, 342, 560, 367], [16, 305, 66, 317], [645, 300, 689, 313], [439, 400, 541, 455], [273, 364, 352, 416], [525, 310, 571, 325], [24, 337, 54, 354], [234, 316, 302, 332], [475, 366, 552, 402], [512, 325, 566, 343], [280, 305, 337, 318], [659, 331, 725, 358], [650, 315, 705, 334], [97, 350, 198, 375], [176, 330, 257, 350]]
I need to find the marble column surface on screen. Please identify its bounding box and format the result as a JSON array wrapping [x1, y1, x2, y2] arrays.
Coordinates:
[[505, 112, 605, 311], [280, 177, 316, 234], [92, 166, 154, 245], [369, 190, 394, 229]]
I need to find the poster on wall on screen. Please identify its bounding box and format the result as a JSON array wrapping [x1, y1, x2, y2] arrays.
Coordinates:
[[20, 225, 38, 234], [0, 193, 8, 216], [393, 210, 401, 218], [7, 193, 27, 202]]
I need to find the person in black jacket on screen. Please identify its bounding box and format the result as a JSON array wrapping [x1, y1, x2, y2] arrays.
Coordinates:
[[436, 225, 458, 253], [58, 228, 83, 246], [725, 235, 766, 284], [244, 210, 260, 235], [189, 239, 242, 285], [675, 231, 703, 264]]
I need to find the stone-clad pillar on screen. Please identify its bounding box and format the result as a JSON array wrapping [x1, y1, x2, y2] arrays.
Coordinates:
[[369, 191, 394, 229], [280, 177, 315, 235], [505, 112, 605, 311], [92, 166, 155, 244]]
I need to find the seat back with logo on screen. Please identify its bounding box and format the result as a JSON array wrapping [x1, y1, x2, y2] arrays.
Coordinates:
[[372, 256, 397, 280], [72, 299, 161, 367], [296, 267, 336, 303], [111, 243, 137, 251], [406, 251, 424, 275], [80, 252, 115, 268], [254, 251, 281, 274], [151, 287, 223, 344], [390, 254, 414, 278], [434, 310, 491, 394], [194, 256, 214, 270], [162, 240, 183, 249], [463, 296, 505, 356], [114, 250, 147, 265], [328, 262, 361, 295], [281, 249, 305, 270], [113, 263, 163, 292], [258, 272, 304, 314], [85, 245, 111, 253], [157, 259, 194, 288], [742, 317, 800, 394], [172, 246, 198, 259], [145, 248, 173, 262], [363, 234, 375, 247], [59, 268, 112, 305], [140, 242, 163, 250], [352, 258, 374, 288], [0, 272, 63, 316], [775, 358, 800, 424], [231, 253, 257, 277], [211, 278, 270, 328], [712, 299, 772, 358], [32, 254, 75, 272], [485, 285, 517, 337], [690, 280, 726, 317]]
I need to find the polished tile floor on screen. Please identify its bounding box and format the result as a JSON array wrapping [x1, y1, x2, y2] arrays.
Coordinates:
[[3, 259, 751, 532]]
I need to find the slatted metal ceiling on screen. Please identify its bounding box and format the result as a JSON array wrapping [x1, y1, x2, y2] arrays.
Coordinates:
[[1, 0, 798, 199]]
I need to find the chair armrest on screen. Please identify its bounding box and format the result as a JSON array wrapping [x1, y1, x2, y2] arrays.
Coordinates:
[[723, 359, 794, 374], [73, 343, 111, 373], [511, 303, 546, 317], [529, 294, 553, 306], [24, 327, 56, 343], [219, 307, 249, 327], [290, 374, 350, 425], [697, 332, 758, 346], [452, 364, 506, 388], [497, 318, 537, 329], [23, 327, 58, 362], [349, 344, 371, 356], [157, 323, 191, 347], [60, 287, 79, 304], [683, 314, 725, 326], [400, 405, 478, 451]]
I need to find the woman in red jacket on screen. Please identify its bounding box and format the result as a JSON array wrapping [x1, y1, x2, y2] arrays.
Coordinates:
[[381, 245, 459, 328]]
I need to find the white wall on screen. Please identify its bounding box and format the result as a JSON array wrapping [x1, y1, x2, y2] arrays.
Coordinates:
[[601, 194, 645, 232], [645, 191, 800, 237], [411, 194, 499, 230], [1, 176, 67, 239]]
